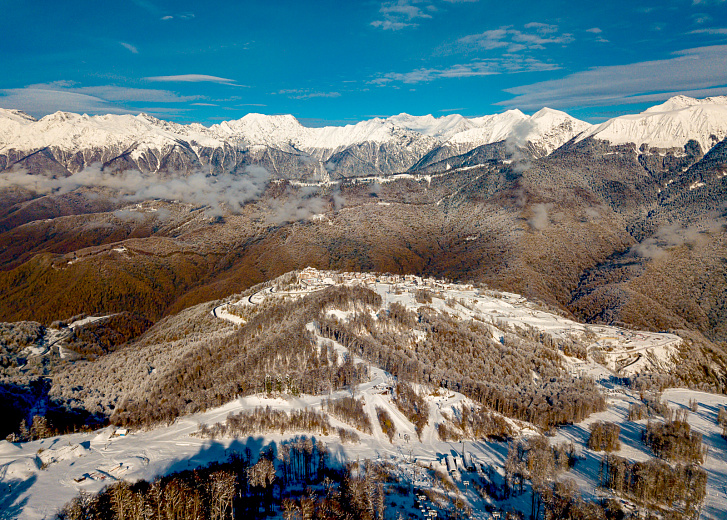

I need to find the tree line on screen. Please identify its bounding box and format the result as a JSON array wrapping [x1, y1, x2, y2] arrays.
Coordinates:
[[56, 448, 390, 520]]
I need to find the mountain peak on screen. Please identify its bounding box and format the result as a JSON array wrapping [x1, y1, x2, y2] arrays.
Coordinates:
[[580, 95, 727, 151], [0, 108, 36, 124]]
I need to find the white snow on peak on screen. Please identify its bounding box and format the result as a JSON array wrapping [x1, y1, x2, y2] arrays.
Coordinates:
[[446, 109, 528, 146], [578, 95, 727, 152], [212, 113, 307, 148], [0, 111, 223, 154], [643, 95, 727, 113], [444, 108, 590, 155], [524, 107, 592, 154], [0, 108, 36, 124], [306, 118, 423, 149], [212, 114, 429, 151], [5, 97, 727, 164], [385, 113, 475, 140]]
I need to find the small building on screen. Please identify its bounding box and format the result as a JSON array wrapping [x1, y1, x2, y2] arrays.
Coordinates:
[[463, 452, 473, 471], [445, 455, 456, 473], [113, 428, 129, 437]]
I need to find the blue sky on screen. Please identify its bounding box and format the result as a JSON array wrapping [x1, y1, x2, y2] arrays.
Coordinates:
[[1, 0, 726, 125]]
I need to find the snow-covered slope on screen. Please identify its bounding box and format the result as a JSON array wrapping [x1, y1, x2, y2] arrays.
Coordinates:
[[386, 113, 476, 140], [446, 108, 590, 154], [577, 95, 727, 152], [409, 108, 591, 171], [211, 113, 307, 149], [0, 111, 220, 153], [0, 108, 36, 125]]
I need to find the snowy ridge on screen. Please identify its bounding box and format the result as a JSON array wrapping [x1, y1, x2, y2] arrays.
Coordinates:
[[446, 108, 591, 153], [0, 111, 224, 158], [0, 107, 589, 167], [577, 95, 727, 152], [3, 96, 727, 176], [386, 113, 476, 140]]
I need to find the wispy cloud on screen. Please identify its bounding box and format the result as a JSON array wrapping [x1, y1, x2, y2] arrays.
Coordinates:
[[0, 88, 135, 117], [160, 13, 194, 21], [131, 0, 160, 15], [119, 42, 139, 54], [25, 82, 200, 103], [689, 27, 727, 34], [370, 0, 480, 30], [454, 24, 573, 53], [0, 82, 201, 118], [371, 0, 433, 30], [277, 89, 341, 100], [691, 13, 712, 24], [372, 56, 559, 85], [497, 45, 727, 110], [145, 74, 242, 86]]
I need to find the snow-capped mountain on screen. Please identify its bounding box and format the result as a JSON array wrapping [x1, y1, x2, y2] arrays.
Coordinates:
[[2, 96, 727, 180], [409, 108, 591, 171], [385, 113, 476, 140], [577, 95, 727, 152]]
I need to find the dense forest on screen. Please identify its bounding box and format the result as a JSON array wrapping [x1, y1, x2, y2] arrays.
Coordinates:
[[319, 300, 606, 429]]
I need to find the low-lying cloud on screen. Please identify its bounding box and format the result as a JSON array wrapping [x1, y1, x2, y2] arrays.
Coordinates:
[[528, 203, 550, 230], [504, 117, 535, 172], [0, 165, 350, 224], [631, 218, 725, 259], [0, 165, 271, 216]]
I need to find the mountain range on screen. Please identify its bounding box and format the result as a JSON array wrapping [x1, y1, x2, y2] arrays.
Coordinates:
[[2, 95, 726, 181]]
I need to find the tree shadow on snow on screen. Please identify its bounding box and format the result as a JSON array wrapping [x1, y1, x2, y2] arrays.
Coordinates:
[[0, 474, 36, 520]]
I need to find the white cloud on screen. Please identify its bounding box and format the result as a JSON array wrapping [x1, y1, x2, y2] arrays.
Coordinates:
[[371, 0, 433, 30], [586, 27, 602, 33], [160, 13, 194, 21], [277, 89, 341, 100], [370, 20, 416, 30], [498, 45, 727, 110], [371, 0, 480, 30], [0, 165, 271, 217], [523, 22, 559, 34], [456, 24, 573, 53], [0, 83, 201, 118], [689, 27, 727, 34], [0, 89, 135, 117], [372, 56, 559, 85], [25, 82, 200, 103], [120, 42, 139, 54], [145, 74, 241, 86]]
